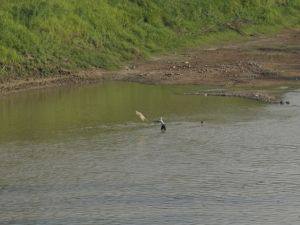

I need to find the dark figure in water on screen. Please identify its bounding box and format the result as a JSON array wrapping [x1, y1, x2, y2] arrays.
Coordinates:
[[154, 117, 166, 132], [280, 100, 290, 105], [161, 123, 166, 132]]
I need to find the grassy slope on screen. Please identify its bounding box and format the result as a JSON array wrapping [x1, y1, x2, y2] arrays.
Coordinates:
[[0, 0, 299, 78]]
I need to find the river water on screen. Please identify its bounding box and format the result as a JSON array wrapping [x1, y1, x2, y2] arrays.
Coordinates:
[[0, 82, 299, 225]]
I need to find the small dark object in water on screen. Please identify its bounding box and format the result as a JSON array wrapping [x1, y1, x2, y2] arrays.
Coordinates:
[[280, 100, 284, 105], [161, 124, 166, 132], [285, 101, 290, 105], [155, 117, 166, 132], [201, 121, 204, 124]]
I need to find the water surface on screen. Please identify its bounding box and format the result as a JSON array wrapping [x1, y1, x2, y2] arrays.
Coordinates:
[[0, 82, 299, 225]]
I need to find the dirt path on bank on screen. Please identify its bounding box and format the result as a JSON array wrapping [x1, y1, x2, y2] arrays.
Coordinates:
[[1, 29, 299, 99]]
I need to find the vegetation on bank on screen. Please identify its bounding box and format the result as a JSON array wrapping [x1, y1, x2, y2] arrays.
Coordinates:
[[0, 0, 299, 78]]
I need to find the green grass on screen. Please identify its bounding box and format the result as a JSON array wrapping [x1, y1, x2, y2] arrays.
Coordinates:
[[0, 0, 299, 78]]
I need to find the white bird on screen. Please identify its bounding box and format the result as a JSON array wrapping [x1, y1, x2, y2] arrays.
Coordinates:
[[135, 111, 147, 121], [136, 111, 166, 132]]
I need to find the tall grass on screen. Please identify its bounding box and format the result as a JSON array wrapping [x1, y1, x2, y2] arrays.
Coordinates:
[[0, 0, 299, 77]]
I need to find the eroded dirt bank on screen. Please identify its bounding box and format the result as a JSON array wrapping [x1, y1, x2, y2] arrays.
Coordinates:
[[1, 29, 300, 101]]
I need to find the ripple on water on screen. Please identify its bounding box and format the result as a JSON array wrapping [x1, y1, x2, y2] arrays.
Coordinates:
[[0, 85, 300, 225]]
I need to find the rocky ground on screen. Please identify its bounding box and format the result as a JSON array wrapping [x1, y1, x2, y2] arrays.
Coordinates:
[[115, 29, 300, 87]]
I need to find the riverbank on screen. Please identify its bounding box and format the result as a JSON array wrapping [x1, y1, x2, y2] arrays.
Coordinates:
[[1, 29, 299, 102], [1, 1, 299, 77]]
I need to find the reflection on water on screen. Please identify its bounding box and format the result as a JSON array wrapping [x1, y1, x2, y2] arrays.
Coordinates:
[[0, 82, 261, 143], [0, 83, 299, 225]]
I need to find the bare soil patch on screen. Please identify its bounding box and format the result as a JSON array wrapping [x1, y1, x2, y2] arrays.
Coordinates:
[[1, 29, 300, 101]]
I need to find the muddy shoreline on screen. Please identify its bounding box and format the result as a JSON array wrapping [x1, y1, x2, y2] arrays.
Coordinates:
[[1, 29, 299, 102], [184, 90, 279, 103]]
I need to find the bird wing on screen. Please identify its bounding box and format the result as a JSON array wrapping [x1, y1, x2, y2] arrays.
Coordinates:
[[135, 111, 147, 121]]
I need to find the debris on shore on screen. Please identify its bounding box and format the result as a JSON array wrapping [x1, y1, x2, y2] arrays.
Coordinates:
[[184, 90, 279, 103]]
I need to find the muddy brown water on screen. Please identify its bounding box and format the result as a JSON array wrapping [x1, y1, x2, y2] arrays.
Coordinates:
[[0, 82, 299, 225]]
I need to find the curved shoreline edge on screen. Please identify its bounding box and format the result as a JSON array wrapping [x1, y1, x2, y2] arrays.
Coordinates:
[[1, 29, 300, 102]]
